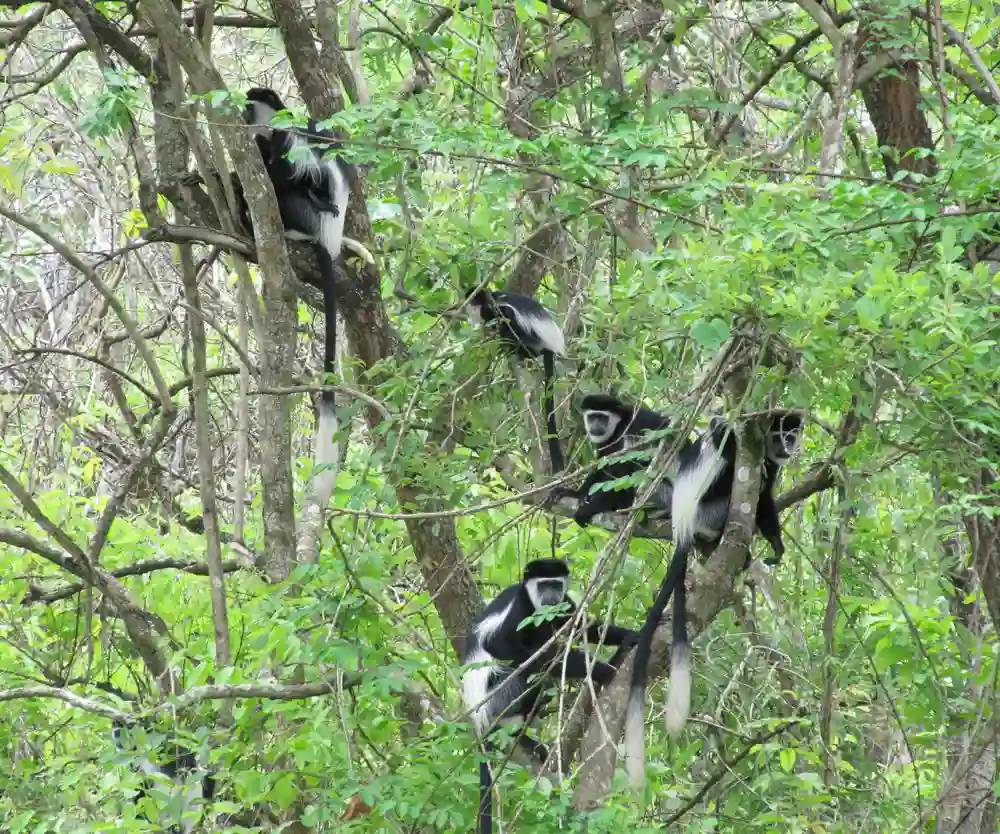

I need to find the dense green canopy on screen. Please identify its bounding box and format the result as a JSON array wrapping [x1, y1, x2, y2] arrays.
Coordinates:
[[0, 0, 999, 831]]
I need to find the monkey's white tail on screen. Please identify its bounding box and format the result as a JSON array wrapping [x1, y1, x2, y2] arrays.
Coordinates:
[[664, 641, 691, 735], [624, 687, 646, 788], [312, 398, 339, 510]]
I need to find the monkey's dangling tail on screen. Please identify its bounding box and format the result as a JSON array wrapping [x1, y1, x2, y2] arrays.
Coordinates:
[[312, 244, 340, 511], [665, 553, 691, 736], [478, 745, 494, 834], [542, 350, 565, 474], [624, 541, 691, 787]]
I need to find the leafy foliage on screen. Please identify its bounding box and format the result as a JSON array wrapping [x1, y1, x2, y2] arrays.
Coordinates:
[[0, 0, 999, 831]]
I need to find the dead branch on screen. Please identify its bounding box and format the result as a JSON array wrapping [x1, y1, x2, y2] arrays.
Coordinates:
[[24, 558, 244, 605]]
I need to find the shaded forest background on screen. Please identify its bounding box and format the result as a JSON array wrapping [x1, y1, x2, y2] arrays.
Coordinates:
[[1, 0, 1000, 830]]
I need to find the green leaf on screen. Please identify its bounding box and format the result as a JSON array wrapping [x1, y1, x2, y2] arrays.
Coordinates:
[[8, 812, 35, 834], [855, 296, 884, 330], [690, 317, 731, 350], [40, 157, 80, 174], [269, 773, 299, 809], [779, 748, 796, 773]]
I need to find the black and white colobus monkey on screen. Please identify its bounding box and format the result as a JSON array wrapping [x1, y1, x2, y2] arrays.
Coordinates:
[[463, 287, 567, 474], [236, 87, 375, 511], [462, 558, 638, 834], [240, 87, 351, 507], [624, 413, 803, 786], [572, 393, 675, 527], [112, 723, 216, 833]]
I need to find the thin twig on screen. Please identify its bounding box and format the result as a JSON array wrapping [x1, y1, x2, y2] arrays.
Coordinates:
[[660, 721, 801, 826]]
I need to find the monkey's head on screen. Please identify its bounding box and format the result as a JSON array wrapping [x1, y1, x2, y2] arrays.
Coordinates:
[[244, 87, 286, 127], [523, 558, 569, 609], [580, 393, 630, 445], [765, 413, 803, 465], [462, 286, 495, 324]]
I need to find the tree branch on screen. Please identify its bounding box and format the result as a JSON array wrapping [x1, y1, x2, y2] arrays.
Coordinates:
[[0, 678, 363, 724], [179, 243, 233, 664], [57, 0, 153, 75], [152, 679, 358, 713], [795, 0, 844, 50], [0, 686, 132, 722], [714, 20, 847, 146], [0, 528, 74, 571], [912, 9, 1000, 105], [17, 347, 157, 401], [142, 222, 256, 258], [662, 720, 801, 826], [0, 203, 173, 407], [25, 558, 244, 605], [0, 464, 174, 691]]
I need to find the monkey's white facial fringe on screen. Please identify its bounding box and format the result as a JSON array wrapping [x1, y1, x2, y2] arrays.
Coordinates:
[[583, 409, 620, 444], [624, 689, 646, 788], [524, 576, 566, 610], [664, 643, 691, 736], [246, 100, 277, 129]]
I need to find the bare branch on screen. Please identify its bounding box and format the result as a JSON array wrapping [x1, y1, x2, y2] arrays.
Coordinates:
[[25, 559, 244, 605], [0, 203, 173, 407], [59, 0, 152, 75], [776, 464, 836, 511], [943, 58, 998, 106], [663, 721, 801, 826], [17, 347, 157, 401], [0, 678, 363, 724], [152, 679, 358, 713], [142, 222, 256, 258], [178, 245, 233, 663], [0, 527, 73, 570], [0, 464, 174, 691], [0, 3, 45, 47], [715, 21, 839, 146], [0, 686, 132, 722], [912, 9, 1000, 105], [89, 411, 178, 559], [854, 51, 897, 89], [795, 0, 844, 50]]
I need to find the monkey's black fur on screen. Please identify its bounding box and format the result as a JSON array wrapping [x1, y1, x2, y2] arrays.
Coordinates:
[[239, 87, 352, 510], [462, 558, 638, 834], [112, 723, 216, 833], [465, 288, 567, 475], [624, 413, 803, 785], [572, 393, 675, 527]]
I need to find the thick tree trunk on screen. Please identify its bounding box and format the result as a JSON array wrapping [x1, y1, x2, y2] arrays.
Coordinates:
[[272, 2, 483, 643], [859, 49, 937, 182]]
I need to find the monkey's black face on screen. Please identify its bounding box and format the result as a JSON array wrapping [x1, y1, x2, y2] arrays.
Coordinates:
[[766, 416, 803, 464], [463, 288, 497, 325], [525, 576, 567, 609], [464, 291, 487, 324], [244, 88, 285, 129], [246, 87, 285, 112], [583, 409, 620, 445]]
